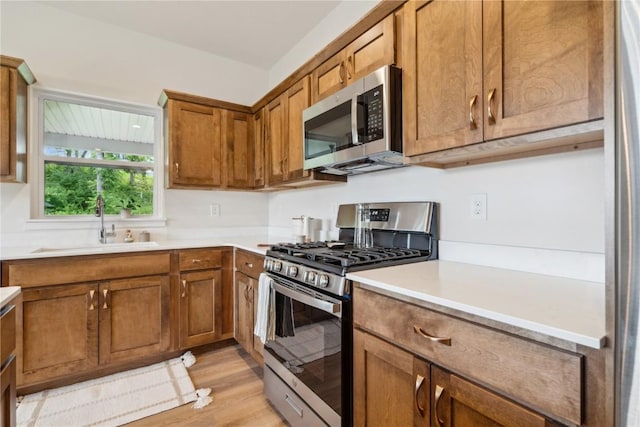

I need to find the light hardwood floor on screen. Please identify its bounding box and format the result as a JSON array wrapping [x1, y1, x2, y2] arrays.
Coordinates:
[[127, 343, 288, 426]]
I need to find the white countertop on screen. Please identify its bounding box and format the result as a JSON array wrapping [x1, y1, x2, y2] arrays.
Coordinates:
[[0, 235, 292, 260], [0, 286, 21, 308], [347, 260, 605, 349]]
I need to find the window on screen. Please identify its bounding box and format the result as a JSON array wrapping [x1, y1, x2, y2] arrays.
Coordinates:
[[31, 88, 163, 220]]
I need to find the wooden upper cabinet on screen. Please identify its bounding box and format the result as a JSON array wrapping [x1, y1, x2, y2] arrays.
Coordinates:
[[312, 14, 396, 103], [403, 0, 483, 156], [483, 0, 604, 141], [224, 110, 254, 189], [0, 55, 35, 183], [167, 100, 222, 188], [265, 76, 310, 186], [252, 109, 266, 188], [403, 0, 605, 160]]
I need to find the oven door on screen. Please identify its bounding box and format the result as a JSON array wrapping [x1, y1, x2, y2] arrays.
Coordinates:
[[264, 274, 348, 427]]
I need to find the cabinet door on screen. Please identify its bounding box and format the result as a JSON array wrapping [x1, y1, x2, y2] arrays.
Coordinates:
[[251, 283, 264, 359], [168, 100, 222, 188], [283, 76, 310, 181], [19, 284, 99, 386], [403, 0, 483, 156], [234, 272, 254, 355], [431, 366, 549, 427], [265, 96, 285, 185], [0, 64, 27, 183], [252, 109, 265, 188], [483, 0, 603, 140], [179, 269, 222, 348], [346, 14, 396, 83], [354, 329, 429, 427], [224, 110, 254, 189], [311, 52, 346, 103], [0, 66, 12, 177], [99, 275, 170, 365], [1, 356, 16, 427]]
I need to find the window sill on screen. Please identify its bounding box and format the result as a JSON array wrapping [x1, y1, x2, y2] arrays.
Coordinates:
[[25, 216, 167, 231]]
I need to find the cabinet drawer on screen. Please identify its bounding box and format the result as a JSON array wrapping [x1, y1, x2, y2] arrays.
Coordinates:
[[235, 250, 264, 278], [3, 253, 171, 288], [179, 248, 222, 271], [0, 303, 16, 365], [354, 287, 582, 425]]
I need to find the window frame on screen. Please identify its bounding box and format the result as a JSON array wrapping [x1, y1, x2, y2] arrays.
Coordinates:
[[29, 87, 165, 225]]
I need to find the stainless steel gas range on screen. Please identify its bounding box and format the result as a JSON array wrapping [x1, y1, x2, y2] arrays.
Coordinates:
[[261, 202, 438, 427]]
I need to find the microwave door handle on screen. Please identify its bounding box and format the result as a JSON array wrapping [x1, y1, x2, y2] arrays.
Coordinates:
[[351, 92, 361, 145], [271, 282, 342, 316]]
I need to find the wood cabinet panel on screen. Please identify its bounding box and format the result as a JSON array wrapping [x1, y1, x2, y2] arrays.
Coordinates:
[[1, 356, 16, 427], [284, 77, 310, 181], [266, 96, 285, 185], [403, 0, 483, 156], [483, 0, 603, 141], [235, 272, 254, 355], [168, 100, 222, 188], [0, 66, 12, 177], [354, 329, 430, 427], [0, 304, 16, 365], [99, 276, 170, 365], [178, 248, 221, 271], [179, 269, 222, 349], [252, 109, 265, 188], [312, 54, 345, 103], [19, 284, 99, 385], [354, 286, 582, 424], [225, 110, 254, 189], [235, 250, 264, 278], [4, 253, 170, 288], [431, 366, 551, 427]]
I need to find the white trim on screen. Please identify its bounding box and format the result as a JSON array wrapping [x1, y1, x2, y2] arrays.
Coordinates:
[[24, 216, 167, 231], [30, 87, 165, 221]]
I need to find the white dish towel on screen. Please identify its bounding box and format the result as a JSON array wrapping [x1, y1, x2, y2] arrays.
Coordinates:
[[254, 273, 275, 344]]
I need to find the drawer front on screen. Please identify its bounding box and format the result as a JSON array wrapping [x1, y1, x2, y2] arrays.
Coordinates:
[[354, 286, 582, 425], [235, 250, 264, 278], [0, 304, 16, 365], [179, 248, 222, 271], [4, 253, 171, 288]]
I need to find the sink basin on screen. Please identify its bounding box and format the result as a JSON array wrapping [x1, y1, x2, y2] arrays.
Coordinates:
[[31, 241, 159, 254]]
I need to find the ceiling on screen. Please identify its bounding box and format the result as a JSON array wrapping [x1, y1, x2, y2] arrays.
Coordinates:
[[42, 1, 342, 69]]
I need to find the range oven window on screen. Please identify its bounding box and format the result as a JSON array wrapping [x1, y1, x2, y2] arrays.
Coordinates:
[[266, 285, 345, 417]]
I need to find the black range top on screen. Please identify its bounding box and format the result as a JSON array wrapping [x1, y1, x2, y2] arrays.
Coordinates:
[[266, 241, 432, 276]]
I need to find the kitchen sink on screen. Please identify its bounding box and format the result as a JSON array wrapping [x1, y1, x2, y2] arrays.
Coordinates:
[[31, 241, 159, 254]]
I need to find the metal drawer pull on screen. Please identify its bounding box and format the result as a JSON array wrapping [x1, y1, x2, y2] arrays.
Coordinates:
[[415, 374, 426, 417], [469, 95, 478, 130], [284, 394, 303, 418], [191, 258, 202, 263], [102, 289, 109, 309], [181, 279, 187, 297], [487, 88, 497, 125], [413, 325, 451, 346], [174, 162, 179, 177], [347, 56, 353, 79], [339, 62, 345, 84], [89, 290, 96, 310], [245, 262, 253, 268], [434, 384, 445, 427]]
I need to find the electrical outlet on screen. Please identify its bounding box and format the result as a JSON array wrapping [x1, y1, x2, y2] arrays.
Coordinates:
[[470, 194, 487, 220], [210, 203, 220, 217]]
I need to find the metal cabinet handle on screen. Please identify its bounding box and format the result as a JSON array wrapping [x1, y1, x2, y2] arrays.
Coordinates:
[[102, 289, 109, 309], [347, 56, 353, 79], [248, 285, 253, 302], [181, 279, 187, 298], [413, 325, 451, 346], [339, 62, 345, 84], [469, 95, 478, 130], [174, 162, 180, 177], [89, 290, 96, 310], [434, 384, 445, 427], [487, 88, 497, 125], [245, 262, 254, 269], [192, 258, 201, 264], [415, 374, 426, 417], [285, 394, 303, 418]]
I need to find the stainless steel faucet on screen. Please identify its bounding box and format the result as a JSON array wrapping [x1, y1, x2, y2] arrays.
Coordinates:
[[95, 195, 116, 244]]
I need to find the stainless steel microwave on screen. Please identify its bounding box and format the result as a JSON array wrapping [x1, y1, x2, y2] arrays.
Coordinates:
[[302, 65, 404, 175]]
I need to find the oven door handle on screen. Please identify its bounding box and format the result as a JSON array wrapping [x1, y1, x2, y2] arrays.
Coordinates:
[[272, 282, 342, 316]]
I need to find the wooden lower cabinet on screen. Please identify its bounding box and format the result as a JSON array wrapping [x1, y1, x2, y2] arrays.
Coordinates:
[[19, 284, 99, 386], [1, 297, 18, 427], [354, 328, 559, 427], [354, 329, 430, 427], [99, 276, 170, 365], [179, 269, 222, 348], [234, 249, 264, 364]]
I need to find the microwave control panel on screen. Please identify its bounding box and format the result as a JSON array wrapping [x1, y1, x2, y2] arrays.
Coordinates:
[[361, 84, 384, 142]]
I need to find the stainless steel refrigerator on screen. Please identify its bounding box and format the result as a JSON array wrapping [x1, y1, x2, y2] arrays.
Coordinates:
[[616, 1, 640, 426]]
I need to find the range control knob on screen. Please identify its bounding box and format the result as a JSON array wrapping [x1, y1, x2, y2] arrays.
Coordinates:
[[264, 259, 272, 271], [317, 274, 330, 288], [287, 265, 298, 278], [273, 261, 282, 272], [305, 271, 316, 284]]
